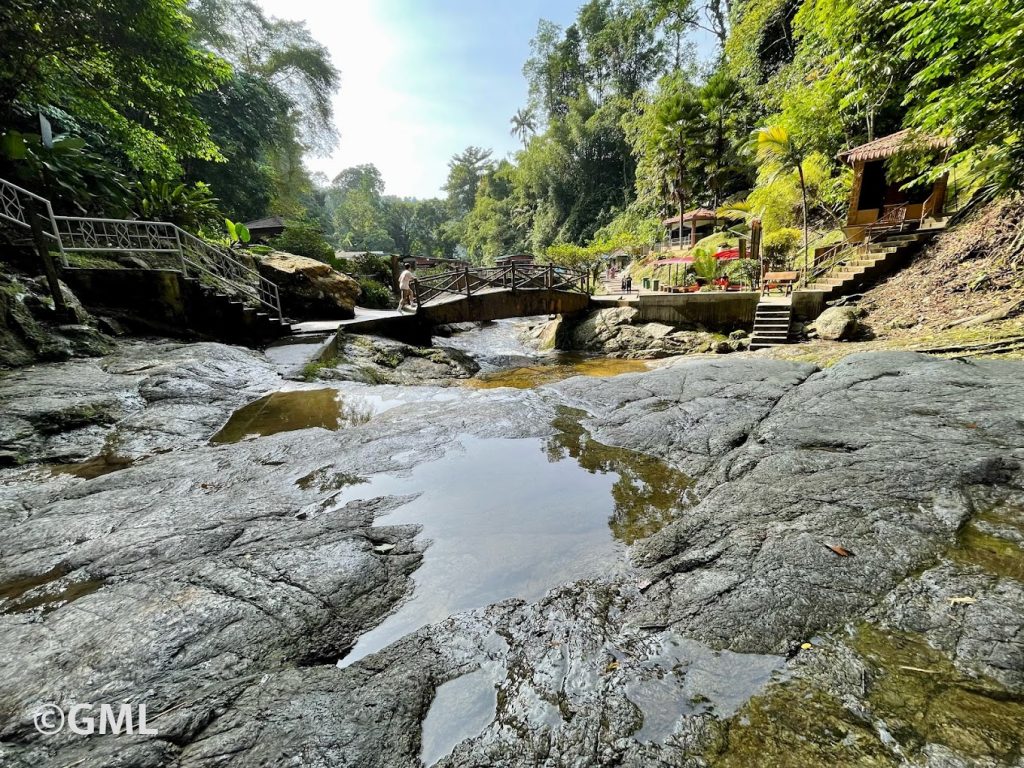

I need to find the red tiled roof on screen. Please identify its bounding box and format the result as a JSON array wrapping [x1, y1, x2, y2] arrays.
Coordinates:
[[838, 129, 952, 164]]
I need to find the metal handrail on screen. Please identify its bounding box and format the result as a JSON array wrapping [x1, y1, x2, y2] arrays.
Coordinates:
[[0, 177, 63, 249], [0, 176, 283, 320]]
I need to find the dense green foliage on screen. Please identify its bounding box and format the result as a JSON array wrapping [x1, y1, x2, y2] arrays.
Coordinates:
[[1, 0, 1019, 286], [268, 222, 334, 263], [0, 0, 337, 234], [444, 0, 1023, 269]]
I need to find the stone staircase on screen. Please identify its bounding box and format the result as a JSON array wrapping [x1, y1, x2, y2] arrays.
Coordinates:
[[64, 268, 292, 347], [750, 302, 793, 350], [189, 277, 293, 343], [805, 217, 949, 298]]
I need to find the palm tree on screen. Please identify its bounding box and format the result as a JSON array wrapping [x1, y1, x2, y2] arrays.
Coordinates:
[[750, 124, 811, 281], [509, 107, 537, 147], [655, 91, 707, 244]]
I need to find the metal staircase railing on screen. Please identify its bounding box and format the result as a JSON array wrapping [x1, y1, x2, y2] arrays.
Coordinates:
[[1, 176, 282, 320]]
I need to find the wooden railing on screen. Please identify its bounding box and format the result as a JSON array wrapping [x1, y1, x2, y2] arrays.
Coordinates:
[[413, 263, 590, 307]]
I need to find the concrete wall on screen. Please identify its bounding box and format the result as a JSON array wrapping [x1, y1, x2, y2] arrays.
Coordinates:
[[636, 291, 760, 330], [632, 290, 828, 330], [791, 290, 826, 322], [63, 268, 283, 346]]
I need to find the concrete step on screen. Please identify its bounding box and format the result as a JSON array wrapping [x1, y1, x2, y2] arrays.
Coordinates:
[[920, 217, 949, 230]]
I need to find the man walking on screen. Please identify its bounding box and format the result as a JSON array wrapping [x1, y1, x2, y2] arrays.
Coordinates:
[[398, 262, 416, 312]]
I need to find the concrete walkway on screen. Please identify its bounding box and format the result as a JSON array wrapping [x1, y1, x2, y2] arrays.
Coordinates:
[[290, 307, 404, 335]]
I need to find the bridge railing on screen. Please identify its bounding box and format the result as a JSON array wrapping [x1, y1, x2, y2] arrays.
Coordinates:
[[1, 175, 282, 320], [413, 263, 590, 306]]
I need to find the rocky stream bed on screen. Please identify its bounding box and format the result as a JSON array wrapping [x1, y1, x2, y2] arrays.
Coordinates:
[[0, 322, 1022, 767]]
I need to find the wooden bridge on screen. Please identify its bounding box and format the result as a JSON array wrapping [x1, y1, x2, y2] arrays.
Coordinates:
[[412, 263, 592, 323]]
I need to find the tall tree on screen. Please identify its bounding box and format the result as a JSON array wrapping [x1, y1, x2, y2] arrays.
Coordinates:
[[750, 124, 811, 276], [889, 0, 1024, 193], [444, 146, 495, 217], [187, 0, 339, 154], [510, 108, 537, 147], [0, 0, 229, 178]]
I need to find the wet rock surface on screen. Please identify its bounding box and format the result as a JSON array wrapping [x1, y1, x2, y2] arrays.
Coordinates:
[[0, 272, 113, 369], [524, 307, 739, 359], [317, 334, 480, 386], [0, 337, 1023, 767]]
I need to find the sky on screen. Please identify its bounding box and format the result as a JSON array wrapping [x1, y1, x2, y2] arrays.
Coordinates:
[[256, 0, 715, 200]]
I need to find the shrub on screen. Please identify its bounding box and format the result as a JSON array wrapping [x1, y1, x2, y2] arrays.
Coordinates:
[[351, 253, 394, 284], [269, 222, 334, 262], [133, 179, 221, 232], [762, 228, 802, 270], [727, 258, 760, 287], [358, 278, 394, 309]]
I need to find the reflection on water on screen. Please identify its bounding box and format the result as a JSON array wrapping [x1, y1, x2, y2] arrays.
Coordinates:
[[624, 634, 786, 743], [546, 407, 692, 544], [420, 666, 501, 766], [0, 564, 105, 614], [210, 389, 375, 443], [466, 357, 651, 390], [337, 413, 691, 667]]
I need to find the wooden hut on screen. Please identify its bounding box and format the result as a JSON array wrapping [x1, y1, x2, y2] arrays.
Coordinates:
[[662, 208, 719, 248], [839, 130, 952, 241], [244, 216, 286, 243]]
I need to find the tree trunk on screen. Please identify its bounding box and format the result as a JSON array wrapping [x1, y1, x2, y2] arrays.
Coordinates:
[[798, 164, 809, 284]]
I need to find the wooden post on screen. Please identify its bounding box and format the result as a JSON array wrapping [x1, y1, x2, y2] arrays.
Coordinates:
[[510, 261, 516, 293], [27, 200, 69, 318], [390, 254, 401, 297], [464, 265, 471, 298]]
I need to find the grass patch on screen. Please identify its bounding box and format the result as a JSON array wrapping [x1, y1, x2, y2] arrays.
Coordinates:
[[300, 355, 338, 381]]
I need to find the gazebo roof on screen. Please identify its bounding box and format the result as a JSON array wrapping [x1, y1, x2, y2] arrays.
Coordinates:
[[662, 208, 718, 226], [838, 129, 952, 164]]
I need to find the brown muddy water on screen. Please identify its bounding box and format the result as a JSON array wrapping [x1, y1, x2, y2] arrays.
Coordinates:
[[336, 413, 692, 667], [210, 388, 403, 443], [466, 356, 651, 389], [0, 564, 105, 615], [444, 317, 654, 389]]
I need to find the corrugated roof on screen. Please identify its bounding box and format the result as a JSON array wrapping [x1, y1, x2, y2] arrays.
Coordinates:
[[839, 129, 952, 164]]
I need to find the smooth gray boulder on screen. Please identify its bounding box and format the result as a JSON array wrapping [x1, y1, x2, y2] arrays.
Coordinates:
[[810, 305, 863, 340]]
